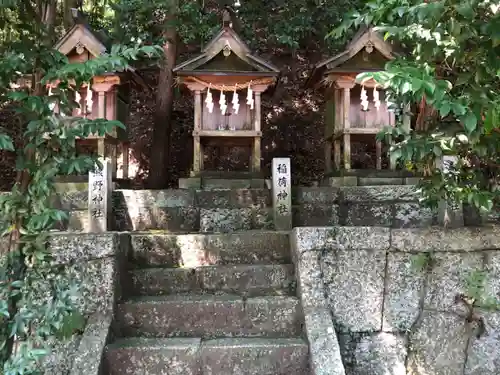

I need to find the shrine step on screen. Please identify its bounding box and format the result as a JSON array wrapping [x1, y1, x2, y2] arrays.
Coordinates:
[[129, 264, 295, 297], [105, 337, 309, 375], [111, 189, 271, 231], [116, 295, 303, 339], [291, 185, 435, 228], [127, 231, 291, 268], [202, 178, 266, 190], [200, 207, 273, 232]]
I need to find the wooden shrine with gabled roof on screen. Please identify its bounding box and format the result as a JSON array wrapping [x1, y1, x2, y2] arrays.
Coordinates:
[[307, 27, 400, 173], [174, 10, 280, 183], [48, 9, 148, 180]]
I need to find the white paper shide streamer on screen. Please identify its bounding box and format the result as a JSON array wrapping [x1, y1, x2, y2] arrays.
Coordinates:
[[232, 86, 240, 115], [86, 84, 93, 114], [75, 90, 82, 115], [360, 86, 369, 111], [205, 86, 214, 113], [246, 85, 254, 110], [373, 86, 380, 111], [219, 89, 227, 115]]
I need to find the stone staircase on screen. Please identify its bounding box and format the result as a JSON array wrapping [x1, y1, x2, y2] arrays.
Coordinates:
[[104, 230, 309, 375], [51, 177, 454, 375]]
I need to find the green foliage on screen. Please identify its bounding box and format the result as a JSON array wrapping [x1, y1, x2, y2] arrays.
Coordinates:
[[332, 0, 500, 213], [410, 252, 431, 273], [465, 269, 500, 310], [0, 4, 161, 372]]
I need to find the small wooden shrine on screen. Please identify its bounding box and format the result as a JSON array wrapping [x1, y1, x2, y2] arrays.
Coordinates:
[[48, 9, 147, 179], [308, 27, 396, 172], [174, 11, 280, 176]]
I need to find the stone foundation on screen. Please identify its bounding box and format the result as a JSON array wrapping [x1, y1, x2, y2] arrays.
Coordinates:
[[292, 226, 500, 375], [39, 233, 124, 375]]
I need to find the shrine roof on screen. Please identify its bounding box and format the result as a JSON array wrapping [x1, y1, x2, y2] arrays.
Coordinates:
[[174, 26, 280, 76], [306, 27, 395, 88], [53, 9, 149, 89]]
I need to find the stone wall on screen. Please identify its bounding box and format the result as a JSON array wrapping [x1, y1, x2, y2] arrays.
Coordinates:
[[292, 226, 500, 375], [40, 233, 123, 375]]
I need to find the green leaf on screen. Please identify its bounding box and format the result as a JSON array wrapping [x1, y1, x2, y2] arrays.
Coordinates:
[[0, 134, 14, 151], [463, 112, 478, 133], [439, 102, 451, 118]]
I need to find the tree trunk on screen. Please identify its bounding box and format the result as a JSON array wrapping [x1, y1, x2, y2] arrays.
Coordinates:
[[147, 6, 178, 189], [63, 0, 77, 31]]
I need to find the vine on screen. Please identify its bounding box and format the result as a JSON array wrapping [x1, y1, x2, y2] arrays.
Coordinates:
[[0, 24, 160, 373]]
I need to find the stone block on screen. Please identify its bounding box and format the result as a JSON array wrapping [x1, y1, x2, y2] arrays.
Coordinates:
[[341, 185, 418, 202], [54, 190, 89, 210], [179, 177, 202, 189], [106, 338, 202, 375], [292, 227, 390, 255], [322, 176, 358, 187], [296, 251, 327, 309], [303, 307, 346, 375], [114, 206, 199, 232], [392, 203, 435, 228], [64, 210, 91, 232], [293, 187, 339, 204], [424, 252, 484, 313], [129, 232, 291, 268], [391, 226, 500, 252], [200, 208, 253, 233], [198, 264, 294, 296], [465, 311, 500, 375], [50, 233, 119, 264], [407, 311, 468, 375], [200, 338, 308, 375], [343, 203, 393, 226], [195, 189, 270, 209], [114, 189, 196, 207], [293, 204, 339, 227], [117, 295, 302, 338], [404, 177, 422, 185], [322, 248, 386, 332], [333, 226, 391, 251], [383, 252, 426, 332], [352, 333, 406, 375], [202, 178, 265, 189], [41, 335, 82, 375], [358, 177, 404, 186], [130, 268, 198, 296], [70, 313, 112, 375]]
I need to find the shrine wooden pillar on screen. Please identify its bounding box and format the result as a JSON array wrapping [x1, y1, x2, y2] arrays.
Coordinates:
[[334, 79, 356, 170], [92, 81, 119, 177], [188, 83, 206, 174], [252, 85, 267, 173]]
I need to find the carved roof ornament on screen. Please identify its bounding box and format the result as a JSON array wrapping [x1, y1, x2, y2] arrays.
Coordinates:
[[365, 41, 374, 54], [75, 41, 85, 55]]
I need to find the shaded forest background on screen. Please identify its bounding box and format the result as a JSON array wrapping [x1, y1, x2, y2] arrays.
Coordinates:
[[1, 0, 376, 190]]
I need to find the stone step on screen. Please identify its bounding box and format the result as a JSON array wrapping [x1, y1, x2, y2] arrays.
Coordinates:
[[200, 338, 309, 375], [202, 178, 266, 190], [105, 338, 201, 375], [196, 189, 271, 208], [106, 337, 309, 375], [293, 202, 434, 228], [129, 264, 295, 297], [55, 210, 90, 232], [128, 231, 291, 268], [292, 185, 433, 228], [200, 207, 272, 233], [116, 295, 303, 339]]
